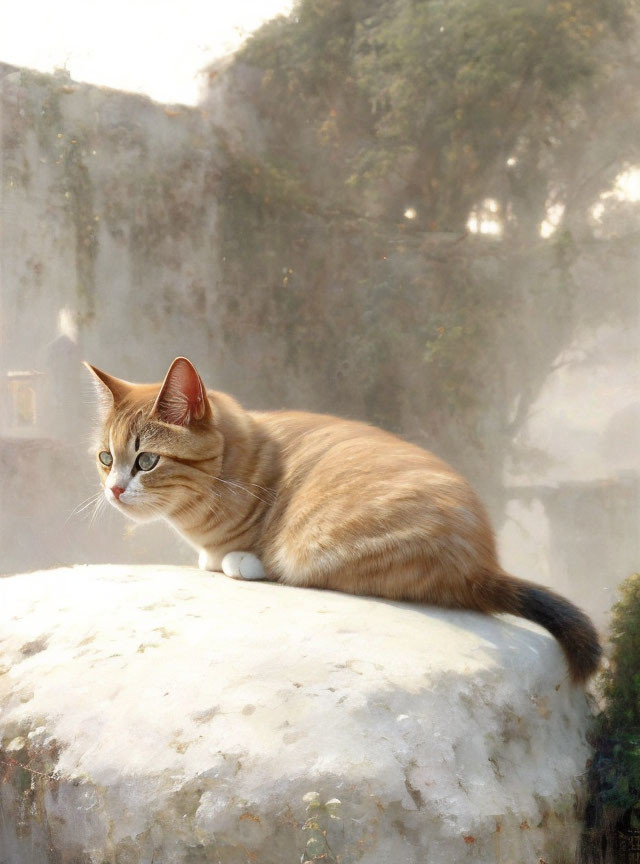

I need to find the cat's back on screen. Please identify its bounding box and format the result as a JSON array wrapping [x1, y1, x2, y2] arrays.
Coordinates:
[[250, 408, 469, 497], [251, 408, 435, 463], [251, 408, 395, 453], [250, 409, 496, 587]]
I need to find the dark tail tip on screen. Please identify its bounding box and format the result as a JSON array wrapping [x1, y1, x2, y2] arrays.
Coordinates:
[[518, 586, 602, 683]]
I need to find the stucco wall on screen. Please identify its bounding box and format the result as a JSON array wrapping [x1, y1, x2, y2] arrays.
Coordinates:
[[0, 64, 225, 569]]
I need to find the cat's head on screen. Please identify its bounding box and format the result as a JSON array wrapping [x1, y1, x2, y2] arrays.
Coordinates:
[[85, 357, 222, 522]]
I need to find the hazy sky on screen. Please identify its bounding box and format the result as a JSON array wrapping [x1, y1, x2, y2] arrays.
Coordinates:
[[0, 0, 293, 105]]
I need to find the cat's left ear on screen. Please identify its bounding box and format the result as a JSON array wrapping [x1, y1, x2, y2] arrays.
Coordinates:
[[83, 362, 133, 410], [151, 357, 211, 427]]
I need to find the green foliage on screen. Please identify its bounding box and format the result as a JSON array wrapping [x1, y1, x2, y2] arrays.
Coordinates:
[[594, 574, 640, 820], [350, 0, 610, 224], [218, 146, 311, 258], [603, 574, 640, 731], [301, 792, 342, 863], [235, 0, 633, 231]]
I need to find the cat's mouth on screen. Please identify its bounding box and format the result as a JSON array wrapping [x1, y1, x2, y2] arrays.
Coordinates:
[[105, 489, 156, 522]]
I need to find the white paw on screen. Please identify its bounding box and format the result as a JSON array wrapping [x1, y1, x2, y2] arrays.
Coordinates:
[[221, 551, 265, 581]]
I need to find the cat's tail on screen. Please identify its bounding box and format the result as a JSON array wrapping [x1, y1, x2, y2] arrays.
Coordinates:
[[472, 570, 602, 683]]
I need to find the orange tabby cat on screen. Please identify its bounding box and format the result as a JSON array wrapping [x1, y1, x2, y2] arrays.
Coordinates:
[[86, 356, 601, 682]]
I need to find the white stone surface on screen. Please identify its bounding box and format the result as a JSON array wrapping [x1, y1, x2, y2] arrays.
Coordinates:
[[0, 565, 593, 863]]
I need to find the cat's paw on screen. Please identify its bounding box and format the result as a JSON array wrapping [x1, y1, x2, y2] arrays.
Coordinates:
[[221, 551, 265, 581]]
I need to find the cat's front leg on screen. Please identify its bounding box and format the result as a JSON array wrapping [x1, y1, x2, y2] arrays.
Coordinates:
[[198, 549, 224, 572]]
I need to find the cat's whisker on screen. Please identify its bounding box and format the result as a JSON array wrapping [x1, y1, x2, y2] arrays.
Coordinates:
[[68, 492, 100, 517], [212, 478, 243, 498], [255, 483, 276, 497], [226, 477, 275, 497], [89, 494, 108, 530], [214, 476, 274, 505], [67, 490, 104, 523]]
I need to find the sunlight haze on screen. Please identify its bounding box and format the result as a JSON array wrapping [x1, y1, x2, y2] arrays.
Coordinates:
[[0, 0, 293, 104]]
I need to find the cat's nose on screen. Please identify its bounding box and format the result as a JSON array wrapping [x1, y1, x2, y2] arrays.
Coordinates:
[[110, 485, 126, 500]]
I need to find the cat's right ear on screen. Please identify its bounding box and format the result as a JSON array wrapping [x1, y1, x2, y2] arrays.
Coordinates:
[[151, 357, 212, 427], [83, 362, 132, 412]]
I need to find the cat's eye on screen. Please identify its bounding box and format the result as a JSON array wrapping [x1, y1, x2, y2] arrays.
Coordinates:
[[98, 451, 112, 467], [136, 452, 160, 472]]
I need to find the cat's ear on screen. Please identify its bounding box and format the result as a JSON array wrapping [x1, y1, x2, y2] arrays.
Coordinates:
[[83, 362, 133, 409], [150, 357, 211, 427]]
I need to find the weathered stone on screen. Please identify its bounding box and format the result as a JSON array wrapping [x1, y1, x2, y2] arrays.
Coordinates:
[[0, 565, 593, 863]]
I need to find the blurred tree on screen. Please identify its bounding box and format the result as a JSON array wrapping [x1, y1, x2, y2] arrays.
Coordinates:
[[211, 0, 639, 516], [233, 0, 634, 233]]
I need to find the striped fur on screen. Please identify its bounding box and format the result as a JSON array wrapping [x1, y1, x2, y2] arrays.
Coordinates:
[[86, 357, 601, 683]]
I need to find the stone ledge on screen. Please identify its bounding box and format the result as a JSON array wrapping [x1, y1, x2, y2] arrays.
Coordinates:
[[0, 565, 592, 863]]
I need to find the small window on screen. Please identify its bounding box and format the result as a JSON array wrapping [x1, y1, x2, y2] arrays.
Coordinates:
[[11, 382, 36, 426], [6, 371, 43, 432]]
